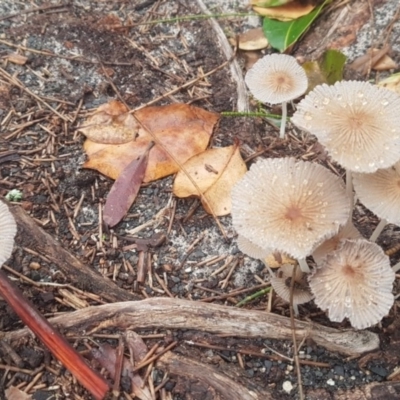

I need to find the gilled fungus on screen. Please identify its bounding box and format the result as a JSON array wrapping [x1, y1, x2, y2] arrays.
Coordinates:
[[309, 238, 394, 330], [312, 220, 362, 265], [231, 157, 350, 272], [270, 264, 313, 306], [0, 201, 17, 266], [353, 160, 400, 242], [292, 81, 400, 173], [245, 54, 308, 138]]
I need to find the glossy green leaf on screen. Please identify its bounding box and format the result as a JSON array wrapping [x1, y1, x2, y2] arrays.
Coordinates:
[[320, 49, 346, 85], [262, 0, 330, 52]]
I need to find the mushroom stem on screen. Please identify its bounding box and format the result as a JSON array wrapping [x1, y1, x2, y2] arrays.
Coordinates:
[[297, 258, 310, 273], [293, 303, 299, 316], [346, 169, 354, 209], [392, 261, 400, 273], [370, 219, 387, 242], [279, 101, 287, 139]]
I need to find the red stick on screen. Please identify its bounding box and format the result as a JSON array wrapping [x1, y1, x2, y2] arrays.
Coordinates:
[[0, 269, 109, 399]]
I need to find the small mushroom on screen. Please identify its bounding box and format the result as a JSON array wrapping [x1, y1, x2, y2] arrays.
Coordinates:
[[270, 264, 313, 306], [237, 234, 271, 260], [292, 81, 400, 205], [309, 239, 394, 330], [353, 161, 400, 243], [0, 201, 17, 266], [312, 220, 362, 264], [231, 157, 350, 272], [245, 54, 308, 138]]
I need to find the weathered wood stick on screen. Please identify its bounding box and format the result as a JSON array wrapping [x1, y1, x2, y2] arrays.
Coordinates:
[[8, 203, 138, 302], [3, 298, 379, 356]]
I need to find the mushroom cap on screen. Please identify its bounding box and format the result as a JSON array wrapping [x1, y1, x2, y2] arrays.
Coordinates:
[[237, 234, 271, 260], [291, 81, 400, 173], [270, 264, 313, 305], [312, 220, 362, 264], [245, 54, 308, 104], [231, 157, 350, 259], [0, 201, 17, 266], [309, 239, 394, 330], [353, 161, 400, 225]]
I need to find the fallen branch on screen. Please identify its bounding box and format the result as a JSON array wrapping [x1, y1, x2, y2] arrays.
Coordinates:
[[3, 298, 379, 356], [8, 203, 138, 302], [157, 352, 271, 400]]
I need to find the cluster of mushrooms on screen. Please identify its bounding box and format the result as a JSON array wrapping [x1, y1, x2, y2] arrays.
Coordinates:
[[232, 54, 400, 330]]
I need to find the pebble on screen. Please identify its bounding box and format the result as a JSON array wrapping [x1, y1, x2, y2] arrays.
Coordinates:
[[326, 378, 335, 386], [282, 381, 293, 394]]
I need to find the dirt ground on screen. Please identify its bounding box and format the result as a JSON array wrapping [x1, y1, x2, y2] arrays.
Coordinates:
[[1, 0, 400, 399]]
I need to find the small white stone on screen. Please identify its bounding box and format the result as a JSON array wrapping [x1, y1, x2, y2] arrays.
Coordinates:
[[282, 381, 293, 394], [326, 379, 335, 386]]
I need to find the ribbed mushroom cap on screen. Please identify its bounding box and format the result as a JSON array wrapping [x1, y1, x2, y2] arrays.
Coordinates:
[[292, 81, 400, 173], [237, 234, 271, 260], [271, 264, 313, 305], [231, 157, 350, 259], [353, 161, 400, 225], [0, 201, 17, 266], [245, 54, 308, 104], [309, 239, 394, 330], [312, 220, 362, 264]]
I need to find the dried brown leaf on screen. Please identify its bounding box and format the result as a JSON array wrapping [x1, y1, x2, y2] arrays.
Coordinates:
[[83, 102, 218, 182], [173, 143, 247, 216]]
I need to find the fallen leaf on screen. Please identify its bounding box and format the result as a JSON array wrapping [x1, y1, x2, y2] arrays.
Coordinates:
[[5, 386, 32, 400], [103, 142, 153, 227], [263, 0, 330, 51], [377, 72, 400, 95], [348, 46, 394, 75], [254, 2, 316, 21], [79, 100, 139, 144], [83, 102, 218, 182], [173, 143, 247, 216], [302, 49, 346, 92], [238, 28, 269, 50]]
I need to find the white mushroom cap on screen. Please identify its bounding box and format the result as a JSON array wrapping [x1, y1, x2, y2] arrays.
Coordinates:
[[353, 161, 400, 225], [309, 239, 394, 330], [312, 220, 362, 264], [270, 264, 313, 305], [292, 81, 400, 173], [245, 54, 308, 104], [237, 234, 271, 260], [0, 201, 17, 266], [231, 157, 350, 260]]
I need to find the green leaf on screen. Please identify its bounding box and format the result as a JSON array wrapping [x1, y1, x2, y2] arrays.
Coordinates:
[[320, 49, 346, 85], [262, 0, 330, 52]]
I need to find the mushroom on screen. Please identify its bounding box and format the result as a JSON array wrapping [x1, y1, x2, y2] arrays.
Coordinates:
[[291, 81, 400, 205], [245, 54, 308, 138], [0, 201, 17, 265], [231, 157, 350, 272], [353, 161, 400, 244], [237, 234, 272, 260], [309, 238, 394, 330], [270, 264, 313, 307], [312, 220, 362, 264]]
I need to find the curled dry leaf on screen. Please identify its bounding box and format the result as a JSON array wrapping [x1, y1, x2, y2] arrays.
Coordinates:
[[173, 143, 247, 216], [83, 102, 218, 182], [79, 100, 139, 144], [253, 1, 316, 21], [238, 28, 269, 50], [103, 142, 153, 227]]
